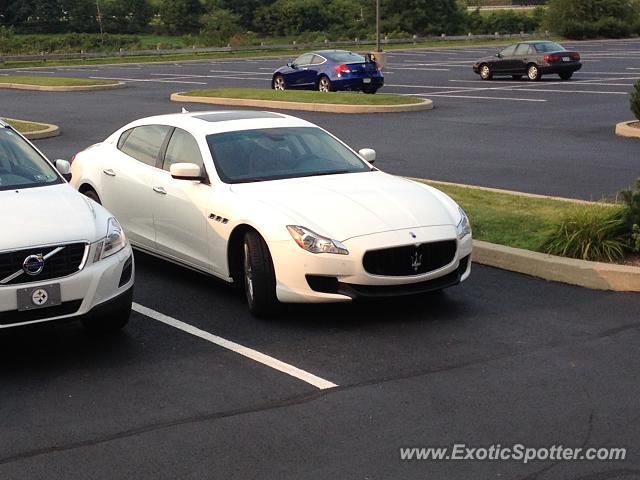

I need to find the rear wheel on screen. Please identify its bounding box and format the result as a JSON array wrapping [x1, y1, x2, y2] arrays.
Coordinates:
[[318, 76, 332, 92], [511, 75, 523, 80], [527, 64, 541, 81], [273, 75, 286, 91], [82, 187, 101, 205], [243, 231, 279, 317], [479, 64, 492, 80], [559, 72, 573, 80]]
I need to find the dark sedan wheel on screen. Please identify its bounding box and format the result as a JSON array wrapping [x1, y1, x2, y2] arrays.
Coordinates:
[[527, 64, 541, 81], [273, 75, 286, 91], [243, 231, 279, 317], [559, 72, 573, 80], [479, 64, 492, 80], [512, 75, 523, 80], [318, 76, 332, 92]]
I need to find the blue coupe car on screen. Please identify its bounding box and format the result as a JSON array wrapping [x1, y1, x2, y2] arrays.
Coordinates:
[[272, 50, 384, 94]]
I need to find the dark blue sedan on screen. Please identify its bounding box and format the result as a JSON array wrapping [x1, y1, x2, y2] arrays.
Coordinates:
[[272, 50, 384, 94]]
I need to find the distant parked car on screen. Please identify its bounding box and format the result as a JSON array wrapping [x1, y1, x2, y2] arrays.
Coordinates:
[[0, 119, 133, 331], [473, 41, 582, 81], [272, 50, 384, 94]]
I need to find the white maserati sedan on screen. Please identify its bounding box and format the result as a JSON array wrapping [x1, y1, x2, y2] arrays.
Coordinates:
[[70, 110, 471, 316], [0, 119, 133, 331]]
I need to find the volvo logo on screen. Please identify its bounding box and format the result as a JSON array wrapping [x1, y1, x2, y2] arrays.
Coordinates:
[[22, 254, 45, 276], [410, 250, 422, 273]]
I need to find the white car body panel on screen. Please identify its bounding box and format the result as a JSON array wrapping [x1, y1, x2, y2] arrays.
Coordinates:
[[70, 111, 471, 304]]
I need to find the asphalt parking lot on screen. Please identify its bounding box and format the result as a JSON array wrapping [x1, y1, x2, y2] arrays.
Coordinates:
[[1, 39, 640, 479]]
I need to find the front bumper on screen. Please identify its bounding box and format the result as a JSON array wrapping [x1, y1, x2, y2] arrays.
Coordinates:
[[269, 226, 472, 303], [0, 244, 134, 328]]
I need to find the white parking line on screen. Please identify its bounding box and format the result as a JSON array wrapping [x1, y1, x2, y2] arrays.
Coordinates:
[[132, 303, 338, 390], [419, 93, 546, 102], [387, 67, 451, 71]]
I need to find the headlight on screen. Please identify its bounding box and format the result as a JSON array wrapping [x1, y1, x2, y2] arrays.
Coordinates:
[[456, 207, 471, 239], [286, 225, 349, 255], [93, 217, 127, 262]]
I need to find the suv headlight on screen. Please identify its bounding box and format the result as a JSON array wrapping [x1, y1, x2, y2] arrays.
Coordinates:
[[456, 208, 471, 239], [287, 225, 349, 255], [93, 217, 127, 262]]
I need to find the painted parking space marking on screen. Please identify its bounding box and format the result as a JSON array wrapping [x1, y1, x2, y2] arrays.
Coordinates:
[[132, 303, 338, 390], [90, 76, 208, 85], [412, 93, 547, 102]]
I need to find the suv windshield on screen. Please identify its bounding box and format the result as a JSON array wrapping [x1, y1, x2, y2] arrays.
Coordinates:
[[0, 127, 61, 191], [207, 127, 372, 184]]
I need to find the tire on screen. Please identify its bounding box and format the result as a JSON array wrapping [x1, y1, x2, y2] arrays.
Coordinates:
[[511, 75, 523, 80], [243, 231, 279, 317], [318, 75, 332, 92], [82, 187, 102, 205], [479, 64, 492, 80], [559, 72, 573, 81], [273, 75, 286, 91], [527, 64, 541, 81], [362, 87, 378, 94], [82, 288, 132, 333]]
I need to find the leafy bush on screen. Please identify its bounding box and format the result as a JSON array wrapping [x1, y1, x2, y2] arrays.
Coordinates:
[[631, 80, 640, 121], [545, 0, 637, 39], [541, 205, 629, 262], [620, 178, 640, 253], [200, 9, 242, 43]]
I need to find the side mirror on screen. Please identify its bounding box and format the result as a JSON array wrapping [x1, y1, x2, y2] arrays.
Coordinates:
[[496, 53, 502, 58], [170, 162, 203, 181], [55, 159, 72, 182], [358, 148, 376, 164], [288, 62, 297, 69]]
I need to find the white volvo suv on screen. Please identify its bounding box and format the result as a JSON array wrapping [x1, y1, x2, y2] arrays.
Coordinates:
[[0, 119, 134, 331]]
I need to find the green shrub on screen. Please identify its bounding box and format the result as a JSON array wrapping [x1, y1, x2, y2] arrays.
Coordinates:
[[619, 178, 640, 252], [594, 17, 632, 38], [541, 205, 629, 262], [631, 81, 640, 121]]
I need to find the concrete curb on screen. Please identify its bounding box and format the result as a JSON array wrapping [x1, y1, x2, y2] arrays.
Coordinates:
[[170, 92, 433, 114], [615, 120, 640, 138], [3, 118, 60, 139], [472, 240, 640, 292], [0, 81, 126, 92]]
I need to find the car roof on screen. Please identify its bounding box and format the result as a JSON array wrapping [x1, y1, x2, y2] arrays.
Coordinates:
[[121, 110, 317, 136], [518, 40, 558, 45]]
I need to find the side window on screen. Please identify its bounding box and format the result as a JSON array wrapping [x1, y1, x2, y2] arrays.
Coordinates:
[[311, 55, 325, 65], [294, 53, 313, 66], [117, 129, 133, 150], [514, 44, 530, 56], [499, 44, 517, 57], [163, 128, 205, 173], [118, 125, 171, 167]]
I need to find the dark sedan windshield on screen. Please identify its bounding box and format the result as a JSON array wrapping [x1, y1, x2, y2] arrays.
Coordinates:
[[534, 42, 566, 53], [207, 127, 372, 183], [0, 127, 61, 191]]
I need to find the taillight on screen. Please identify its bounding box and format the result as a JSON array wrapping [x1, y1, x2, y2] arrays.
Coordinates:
[[375, 63, 382, 70], [571, 53, 580, 61], [335, 64, 351, 75], [70, 153, 77, 163], [544, 54, 560, 62]]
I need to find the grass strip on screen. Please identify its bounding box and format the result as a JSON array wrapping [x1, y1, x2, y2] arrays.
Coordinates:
[[182, 88, 424, 105], [2, 118, 49, 133]]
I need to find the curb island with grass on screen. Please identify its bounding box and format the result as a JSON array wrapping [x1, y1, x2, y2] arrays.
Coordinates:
[[0, 76, 125, 92], [2, 117, 60, 139], [171, 88, 432, 114]]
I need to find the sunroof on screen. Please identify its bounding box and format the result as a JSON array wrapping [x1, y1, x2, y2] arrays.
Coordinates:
[[193, 111, 285, 122]]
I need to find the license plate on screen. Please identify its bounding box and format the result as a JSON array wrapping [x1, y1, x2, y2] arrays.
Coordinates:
[[562, 56, 570, 62], [363, 78, 372, 84], [17, 284, 62, 311]]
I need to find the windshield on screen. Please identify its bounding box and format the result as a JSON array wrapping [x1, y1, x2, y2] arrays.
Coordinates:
[[534, 42, 566, 53], [207, 127, 372, 184], [0, 127, 61, 191]]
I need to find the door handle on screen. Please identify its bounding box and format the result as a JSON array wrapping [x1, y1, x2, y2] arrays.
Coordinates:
[[103, 169, 116, 177], [153, 186, 167, 195]]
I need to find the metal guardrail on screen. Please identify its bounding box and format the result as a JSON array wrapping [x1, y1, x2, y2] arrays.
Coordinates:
[[0, 33, 540, 64]]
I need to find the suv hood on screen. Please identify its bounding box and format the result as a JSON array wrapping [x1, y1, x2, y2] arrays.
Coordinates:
[[0, 184, 107, 251], [231, 171, 459, 241]]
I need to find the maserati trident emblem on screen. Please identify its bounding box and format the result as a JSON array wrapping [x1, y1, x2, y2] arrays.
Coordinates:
[[23, 254, 45, 276], [410, 250, 422, 273]]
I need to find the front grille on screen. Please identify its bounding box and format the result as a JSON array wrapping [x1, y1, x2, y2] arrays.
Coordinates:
[[363, 240, 457, 276], [0, 300, 83, 325], [0, 243, 87, 285]]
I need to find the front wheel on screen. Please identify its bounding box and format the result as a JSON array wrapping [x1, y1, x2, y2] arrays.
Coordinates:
[[82, 187, 102, 205], [243, 231, 279, 317], [559, 72, 573, 80], [479, 64, 492, 80], [527, 64, 541, 81], [318, 76, 332, 92], [273, 75, 286, 91]]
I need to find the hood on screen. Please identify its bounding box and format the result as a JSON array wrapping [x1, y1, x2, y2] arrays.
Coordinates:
[[230, 171, 459, 241], [0, 184, 107, 251]]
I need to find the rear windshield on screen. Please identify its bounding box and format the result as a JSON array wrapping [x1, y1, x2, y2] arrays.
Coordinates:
[[324, 51, 366, 64], [0, 128, 61, 191], [534, 42, 566, 53]]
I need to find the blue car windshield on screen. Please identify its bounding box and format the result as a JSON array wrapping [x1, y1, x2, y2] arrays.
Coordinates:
[[207, 127, 372, 183], [324, 51, 366, 63], [0, 127, 61, 191]]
